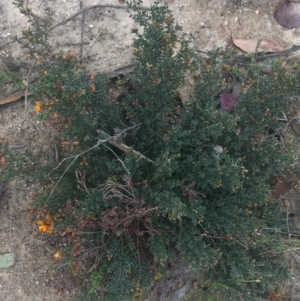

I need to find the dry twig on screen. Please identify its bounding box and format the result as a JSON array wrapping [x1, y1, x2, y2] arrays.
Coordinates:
[[82, 21, 109, 60], [79, 0, 85, 60], [100, 130, 157, 165], [24, 58, 37, 108], [38, 124, 153, 217], [49, 4, 150, 32]]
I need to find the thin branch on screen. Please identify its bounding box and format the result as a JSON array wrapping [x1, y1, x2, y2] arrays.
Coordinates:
[[49, 4, 150, 32], [8, 144, 25, 149], [62, 41, 89, 46], [0, 40, 15, 49], [82, 21, 109, 60], [100, 130, 157, 165], [108, 63, 136, 79], [24, 58, 37, 108], [231, 44, 300, 66], [75, 170, 90, 193], [52, 140, 61, 163], [286, 209, 292, 245], [81, 53, 98, 61], [40, 125, 140, 217], [1, 3, 149, 49], [19, 279, 41, 301], [104, 144, 130, 175], [205, 233, 249, 251], [79, 0, 85, 60]]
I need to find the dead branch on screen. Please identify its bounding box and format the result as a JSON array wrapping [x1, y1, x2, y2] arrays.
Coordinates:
[[203, 233, 249, 251], [8, 144, 25, 149], [79, 0, 85, 60], [82, 21, 109, 60], [104, 144, 131, 175], [196, 44, 300, 65], [0, 40, 14, 49], [75, 170, 90, 193], [100, 130, 157, 165], [231, 44, 300, 65], [52, 140, 61, 163], [108, 63, 136, 79], [24, 58, 37, 108], [49, 4, 150, 32]]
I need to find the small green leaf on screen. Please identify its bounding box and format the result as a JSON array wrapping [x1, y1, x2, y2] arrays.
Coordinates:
[[0, 253, 15, 268]]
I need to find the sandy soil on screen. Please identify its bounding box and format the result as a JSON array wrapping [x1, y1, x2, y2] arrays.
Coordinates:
[[0, 0, 300, 300]]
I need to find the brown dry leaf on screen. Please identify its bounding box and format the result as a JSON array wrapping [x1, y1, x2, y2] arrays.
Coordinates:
[[80, 157, 88, 166], [0, 91, 33, 105], [72, 140, 80, 145], [233, 38, 284, 53]]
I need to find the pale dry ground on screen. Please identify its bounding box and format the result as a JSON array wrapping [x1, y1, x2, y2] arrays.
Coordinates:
[[0, 0, 300, 300]]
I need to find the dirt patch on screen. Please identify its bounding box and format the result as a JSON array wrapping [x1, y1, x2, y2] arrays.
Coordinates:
[[0, 101, 76, 301], [1, 0, 300, 300]]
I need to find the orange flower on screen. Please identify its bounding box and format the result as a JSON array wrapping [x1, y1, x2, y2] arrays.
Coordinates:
[[0, 156, 5, 166], [34, 101, 43, 112], [53, 251, 62, 260], [45, 215, 53, 223], [268, 293, 280, 301], [73, 260, 80, 273], [64, 228, 73, 235], [37, 220, 53, 233]]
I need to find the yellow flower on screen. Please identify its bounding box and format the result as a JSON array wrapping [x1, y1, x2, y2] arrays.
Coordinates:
[[34, 101, 43, 112], [53, 251, 62, 260]]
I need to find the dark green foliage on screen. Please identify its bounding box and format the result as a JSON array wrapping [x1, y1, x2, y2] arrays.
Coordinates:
[[8, 0, 300, 300]]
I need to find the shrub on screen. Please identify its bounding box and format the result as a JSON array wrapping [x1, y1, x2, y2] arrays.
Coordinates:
[[5, 0, 300, 300]]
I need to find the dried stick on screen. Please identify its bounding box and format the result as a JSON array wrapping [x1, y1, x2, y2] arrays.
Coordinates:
[[82, 21, 109, 60], [104, 144, 131, 175], [19, 279, 41, 301], [75, 170, 90, 193], [49, 4, 150, 32], [100, 130, 157, 164], [79, 0, 85, 60], [38, 124, 143, 216], [286, 208, 292, 245], [205, 233, 249, 251], [108, 63, 136, 79], [24, 58, 37, 108], [0, 3, 149, 49], [0, 40, 15, 49], [231, 44, 300, 65], [8, 144, 25, 149], [52, 140, 61, 163]]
